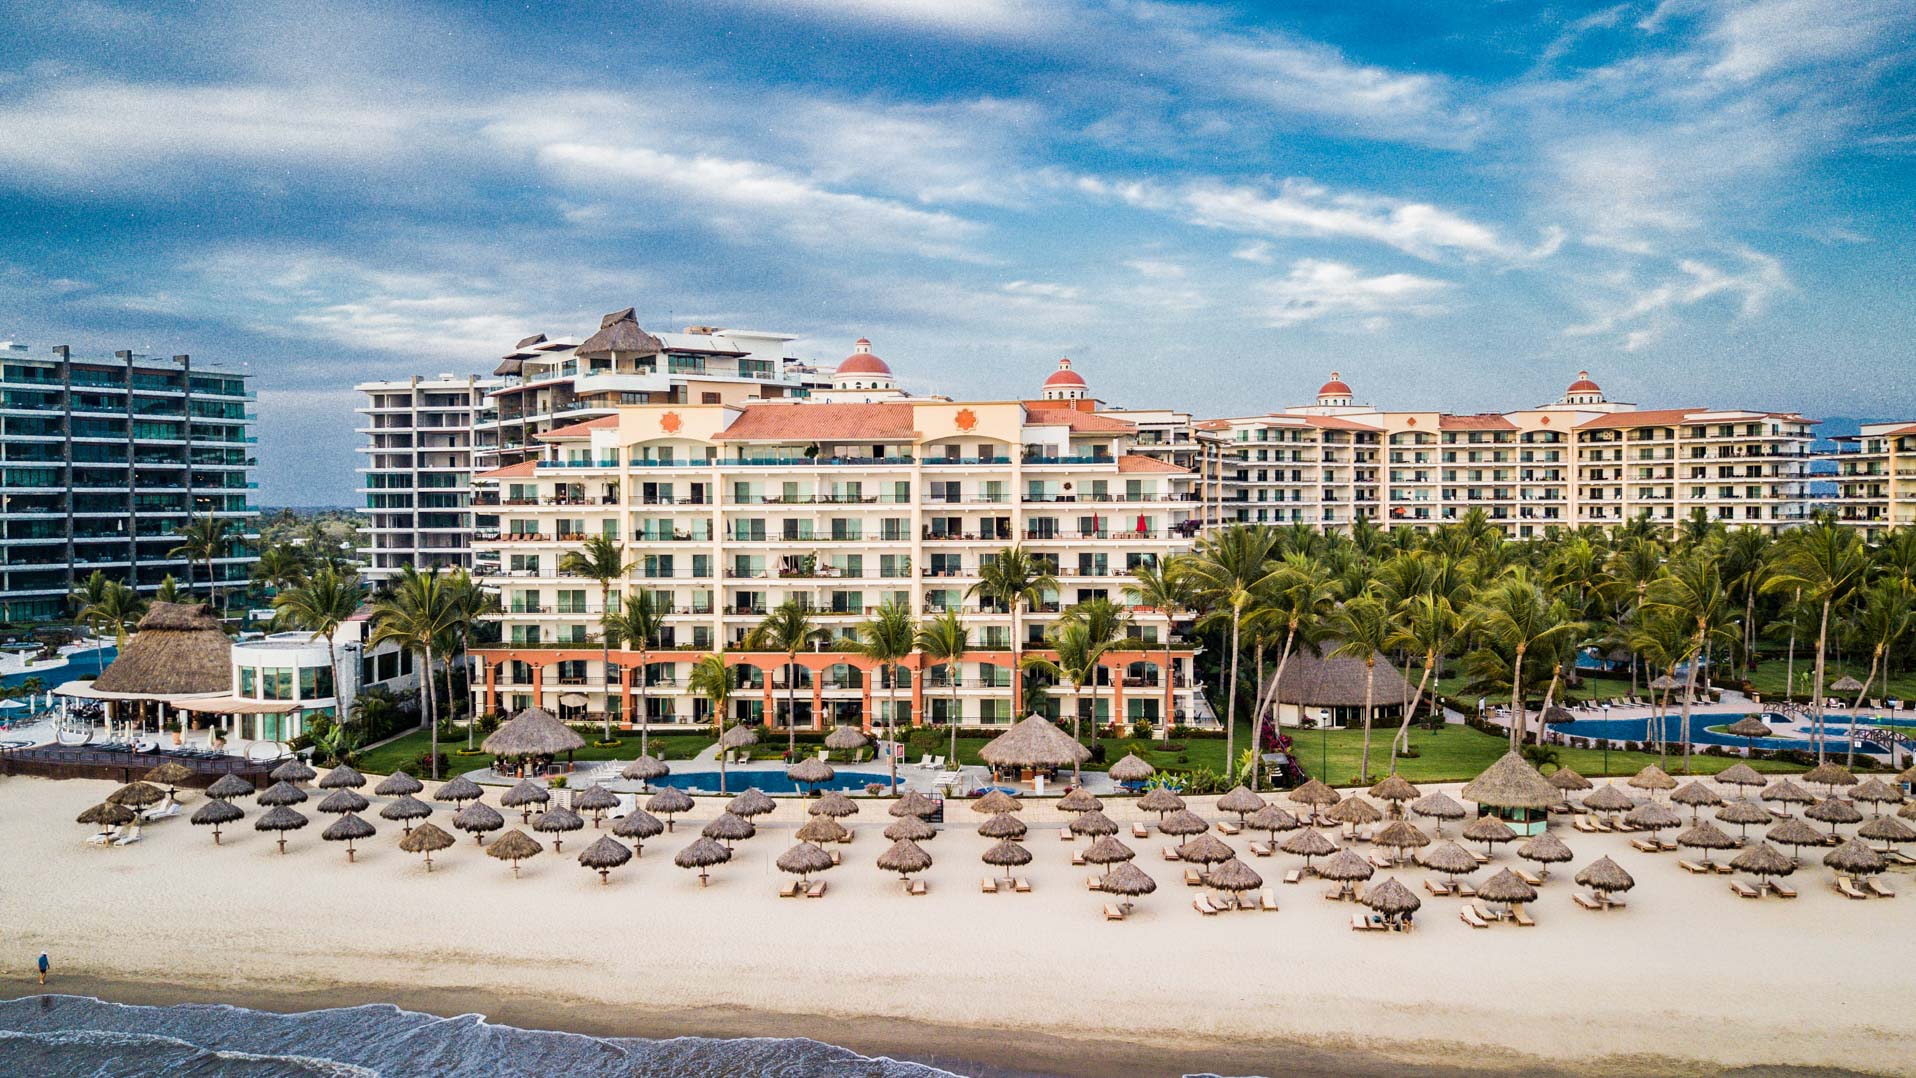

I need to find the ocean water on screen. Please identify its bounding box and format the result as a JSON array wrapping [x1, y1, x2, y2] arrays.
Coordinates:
[[0, 995, 965, 1077]]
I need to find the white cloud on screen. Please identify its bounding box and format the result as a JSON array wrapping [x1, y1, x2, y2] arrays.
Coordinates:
[[1231, 241, 1276, 264], [1564, 248, 1791, 345], [785, 97, 1041, 207], [1258, 259, 1451, 328], [1194, 34, 1481, 148], [738, 0, 1047, 35], [1700, 0, 1908, 83]]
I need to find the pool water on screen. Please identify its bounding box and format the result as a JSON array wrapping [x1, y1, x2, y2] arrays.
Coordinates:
[[1547, 711, 1888, 756], [1, 646, 115, 691], [644, 769, 897, 795]]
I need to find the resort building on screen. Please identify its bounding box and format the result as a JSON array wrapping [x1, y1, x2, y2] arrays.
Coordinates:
[[355, 374, 501, 581], [223, 607, 420, 744], [1264, 647, 1411, 730], [468, 345, 1209, 738], [1209, 371, 1817, 537], [1823, 422, 1916, 540], [0, 342, 259, 622]]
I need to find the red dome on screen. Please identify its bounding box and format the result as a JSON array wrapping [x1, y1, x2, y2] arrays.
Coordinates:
[[1566, 370, 1601, 394], [1043, 357, 1086, 388], [837, 337, 891, 377], [1318, 371, 1352, 398]]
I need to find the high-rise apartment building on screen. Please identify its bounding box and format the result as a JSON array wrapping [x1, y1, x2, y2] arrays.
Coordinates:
[[355, 374, 500, 580], [0, 342, 258, 621], [1825, 422, 1916, 539]]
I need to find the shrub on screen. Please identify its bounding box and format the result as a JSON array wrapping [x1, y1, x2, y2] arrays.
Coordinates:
[[1087, 743, 1106, 765], [476, 712, 502, 736], [549, 775, 568, 789], [412, 751, 448, 778]]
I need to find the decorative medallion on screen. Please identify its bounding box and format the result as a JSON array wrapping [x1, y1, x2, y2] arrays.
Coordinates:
[[955, 407, 978, 432], [1539, 415, 1551, 425], [1405, 417, 1416, 427], [661, 411, 682, 434]]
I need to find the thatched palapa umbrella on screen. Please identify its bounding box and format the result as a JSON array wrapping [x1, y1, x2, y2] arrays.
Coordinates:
[[1850, 778, 1903, 814], [1582, 785, 1635, 815], [206, 774, 256, 801], [983, 839, 1032, 884], [143, 762, 193, 800], [777, 841, 836, 886], [1765, 817, 1825, 862], [1203, 856, 1263, 901], [612, 807, 664, 854], [675, 836, 732, 885], [1100, 861, 1157, 913], [487, 829, 543, 878], [824, 724, 869, 760], [1624, 800, 1682, 840], [786, 756, 835, 797], [1806, 797, 1863, 836], [978, 714, 1089, 779], [191, 797, 244, 843], [1859, 813, 1916, 852], [801, 816, 852, 844], [318, 765, 366, 790], [577, 835, 632, 884], [1462, 753, 1559, 834], [1802, 762, 1858, 796], [1316, 848, 1374, 899], [571, 783, 620, 827], [1417, 840, 1478, 886], [1361, 877, 1420, 926], [1281, 827, 1337, 871], [1137, 786, 1185, 821], [257, 780, 308, 807], [1369, 774, 1420, 806], [1409, 791, 1466, 836], [379, 794, 432, 833], [1176, 833, 1235, 867], [978, 812, 1026, 840], [434, 774, 484, 805], [970, 789, 1023, 815], [318, 788, 369, 816], [1287, 778, 1341, 823], [373, 771, 423, 798], [888, 790, 937, 819], [271, 758, 316, 786], [1730, 841, 1795, 889], [482, 706, 586, 768], [1714, 762, 1768, 793], [255, 804, 308, 853], [1069, 809, 1119, 839], [703, 811, 755, 848], [1157, 809, 1209, 838], [877, 838, 932, 881], [1371, 820, 1430, 864], [621, 755, 669, 790], [1328, 797, 1382, 833], [1676, 820, 1737, 865], [728, 788, 777, 819], [1546, 767, 1591, 795], [501, 779, 550, 823], [1057, 786, 1103, 814], [1574, 856, 1635, 905], [399, 821, 454, 871], [1462, 814, 1518, 855], [882, 815, 934, 842], [1108, 753, 1154, 785], [1670, 781, 1723, 822], [453, 799, 505, 845], [1517, 831, 1573, 879], [107, 781, 164, 809], [1247, 804, 1301, 839], [1761, 778, 1814, 815], [322, 812, 375, 862], [1216, 785, 1266, 823], [1083, 835, 1135, 865], [811, 791, 860, 819], [78, 801, 134, 842], [645, 787, 694, 831], [1476, 868, 1538, 916], [1715, 798, 1772, 839], [1723, 717, 1772, 757], [1823, 838, 1885, 879], [533, 805, 584, 852], [1628, 764, 1677, 797]]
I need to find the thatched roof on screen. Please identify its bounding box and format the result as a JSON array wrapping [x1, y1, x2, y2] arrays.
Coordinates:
[[1628, 764, 1677, 792], [1101, 861, 1158, 897], [1823, 838, 1885, 875], [255, 805, 308, 833], [399, 821, 454, 854], [1316, 848, 1374, 882], [1416, 840, 1478, 875], [646, 788, 694, 815], [1648, 674, 1680, 691], [380, 795, 432, 822], [1108, 754, 1155, 783], [1248, 805, 1301, 833], [435, 775, 484, 803], [1158, 809, 1209, 837], [318, 765, 366, 790], [1409, 791, 1466, 820], [888, 791, 937, 819], [622, 756, 670, 781], [1624, 801, 1681, 830], [1670, 781, 1722, 808], [533, 806, 584, 834], [578, 835, 632, 870], [1083, 835, 1135, 864], [675, 836, 732, 869], [1765, 817, 1824, 848], [1807, 798, 1863, 825], [484, 708, 585, 758], [1069, 810, 1119, 837], [1461, 753, 1558, 810], [878, 838, 932, 876], [1723, 717, 1772, 739], [728, 789, 776, 818], [271, 759, 316, 784], [810, 791, 859, 818], [572, 784, 620, 812], [1802, 762, 1858, 788], [1859, 815, 1916, 843], [257, 781, 308, 807], [978, 812, 1026, 839], [776, 841, 835, 876], [453, 801, 504, 834], [1716, 799, 1772, 827], [1057, 787, 1104, 813], [107, 781, 164, 808], [373, 771, 423, 797], [719, 723, 760, 750], [501, 779, 550, 808], [1175, 833, 1235, 864], [1546, 767, 1591, 793], [1850, 778, 1904, 805], [702, 812, 755, 842], [787, 757, 835, 784], [1761, 778, 1814, 804], [487, 829, 543, 862], [1476, 868, 1537, 904], [1372, 820, 1430, 850], [1362, 876, 1421, 914], [1216, 786, 1267, 816], [1574, 855, 1635, 893], [883, 815, 934, 842], [979, 715, 1089, 768], [982, 839, 1032, 867], [1287, 778, 1341, 807], [1902, 802, 1916, 822], [143, 762, 193, 787], [1676, 821, 1736, 850], [1203, 857, 1263, 892], [1517, 831, 1573, 864], [971, 789, 1024, 815], [1714, 763, 1767, 788], [824, 726, 871, 750], [77, 802, 134, 826], [1328, 798, 1382, 826], [1281, 828, 1337, 858], [1582, 785, 1635, 812], [1462, 815, 1518, 844], [317, 788, 369, 815], [1137, 787, 1185, 815], [1369, 774, 1420, 802], [191, 799, 243, 827], [801, 816, 853, 844], [322, 813, 375, 843], [613, 808, 664, 840], [1830, 675, 1866, 692], [1265, 645, 1410, 706], [206, 774, 256, 800], [575, 307, 664, 358], [91, 601, 231, 696], [1730, 842, 1795, 877]]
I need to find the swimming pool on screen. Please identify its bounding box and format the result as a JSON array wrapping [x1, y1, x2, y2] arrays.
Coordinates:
[[644, 769, 897, 795], [0, 647, 115, 691], [1546, 711, 1888, 756]]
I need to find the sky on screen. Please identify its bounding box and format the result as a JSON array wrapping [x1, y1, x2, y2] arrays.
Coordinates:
[[0, 0, 1912, 506]]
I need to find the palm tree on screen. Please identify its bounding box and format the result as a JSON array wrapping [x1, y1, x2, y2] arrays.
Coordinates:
[[857, 600, 917, 793], [1769, 522, 1872, 761], [747, 598, 816, 755], [1386, 590, 1462, 773], [602, 590, 669, 759], [153, 574, 183, 604], [250, 542, 307, 597], [1022, 620, 1109, 785], [1245, 553, 1340, 788], [77, 580, 147, 649], [916, 607, 969, 766], [1124, 558, 1194, 738], [272, 567, 365, 728], [560, 534, 630, 743], [1060, 596, 1127, 750], [968, 545, 1057, 716], [1842, 577, 1913, 767], [1600, 538, 1665, 699], [1721, 528, 1774, 673], [1467, 571, 1584, 750], [368, 566, 459, 779], [168, 517, 238, 615], [1183, 526, 1280, 774], [1644, 548, 1736, 773], [443, 569, 500, 744], [1626, 610, 1690, 767], [1330, 595, 1393, 783], [688, 653, 734, 795]]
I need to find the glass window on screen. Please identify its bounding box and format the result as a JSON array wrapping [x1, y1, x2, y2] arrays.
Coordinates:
[[239, 667, 256, 696]]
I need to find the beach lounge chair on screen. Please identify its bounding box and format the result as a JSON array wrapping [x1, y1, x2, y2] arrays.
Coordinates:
[[1183, 868, 1202, 887], [916, 754, 934, 768], [1573, 893, 1604, 911], [1259, 889, 1278, 912], [1515, 868, 1545, 888], [829, 850, 842, 866], [1470, 850, 1491, 865], [1630, 838, 1662, 854], [142, 801, 181, 821], [779, 881, 801, 898], [1679, 859, 1709, 874], [1248, 841, 1272, 857], [1086, 875, 1103, 891], [1593, 816, 1616, 832], [113, 825, 142, 846], [1103, 904, 1125, 921], [1216, 821, 1240, 835], [84, 830, 113, 846], [807, 881, 827, 898], [1767, 880, 1796, 899], [1729, 880, 1761, 899], [1071, 850, 1086, 866], [1283, 868, 1302, 885], [1423, 879, 1451, 897], [1711, 861, 1734, 874], [1193, 895, 1219, 916], [1059, 827, 1074, 842], [1459, 905, 1490, 929], [1660, 840, 1680, 852], [1351, 912, 1382, 931], [980, 877, 998, 894], [1132, 822, 1150, 839], [1368, 853, 1394, 870], [1456, 881, 1477, 898], [1322, 885, 1347, 902], [1162, 847, 1180, 862], [1885, 850, 1915, 866], [1835, 877, 1869, 900], [1013, 877, 1031, 893], [1866, 878, 1896, 899], [1511, 906, 1536, 927], [1574, 816, 1599, 834]]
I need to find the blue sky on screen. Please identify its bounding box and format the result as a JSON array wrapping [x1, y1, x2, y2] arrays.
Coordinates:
[[1, 0, 1912, 505]]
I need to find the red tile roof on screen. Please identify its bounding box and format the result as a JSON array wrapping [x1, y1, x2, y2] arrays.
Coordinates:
[[1302, 415, 1383, 432], [1023, 407, 1137, 433], [538, 416, 620, 440], [1574, 408, 1704, 430], [717, 402, 919, 442], [477, 461, 538, 480], [1116, 454, 1190, 474], [1439, 413, 1518, 431]]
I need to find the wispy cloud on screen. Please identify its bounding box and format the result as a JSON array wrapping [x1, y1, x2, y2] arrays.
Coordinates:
[[1259, 259, 1451, 329], [1565, 248, 1791, 348]]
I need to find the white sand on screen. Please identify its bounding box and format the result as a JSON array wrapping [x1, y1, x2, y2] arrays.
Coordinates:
[[5, 775, 1912, 1074]]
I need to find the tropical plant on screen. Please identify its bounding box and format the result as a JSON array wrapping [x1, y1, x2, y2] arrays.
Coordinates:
[[1768, 521, 1871, 761], [746, 598, 817, 755], [1329, 594, 1393, 783], [559, 534, 630, 743], [368, 566, 460, 779], [603, 589, 668, 759], [1841, 577, 1914, 766], [272, 567, 365, 729], [250, 542, 308, 596], [168, 516, 238, 615], [968, 545, 1057, 716], [688, 653, 734, 794], [1245, 552, 1340, 788], [1643, 548, 1736, 773], [857, 600, 917, 792], [915, 607, 969, 766], [153, 574, 183, 605], [443, 570, 500, 742], [76, 579, 146, 649], [1467, 571, 1584, 750], [1022, 619, 1110, 785], [1183, 525, 1280, 778]]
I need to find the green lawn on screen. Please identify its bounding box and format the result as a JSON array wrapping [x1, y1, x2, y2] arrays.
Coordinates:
[[1740, 661, 1916, 703], [356, 727, 717, 777]]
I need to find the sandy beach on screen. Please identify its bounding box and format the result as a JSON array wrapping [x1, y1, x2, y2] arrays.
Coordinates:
[[3, 774, 1911, 1077]]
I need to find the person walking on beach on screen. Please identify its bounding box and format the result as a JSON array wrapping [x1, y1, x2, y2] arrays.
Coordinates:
[[37, 953, 48, 986]]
